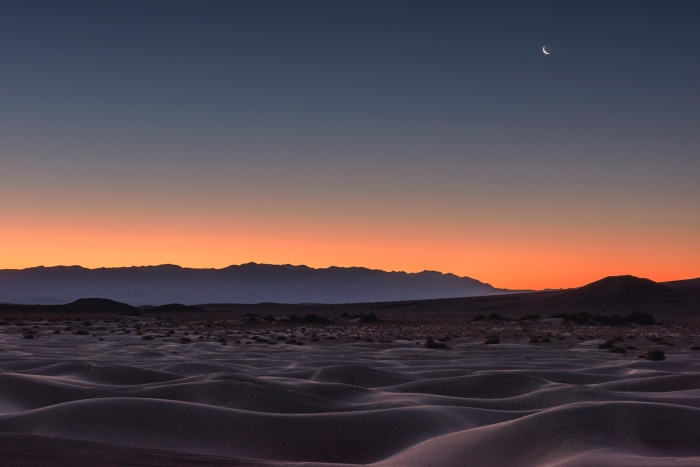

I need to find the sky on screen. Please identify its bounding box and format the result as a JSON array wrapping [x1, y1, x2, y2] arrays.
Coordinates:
[[1, 0, 698, 290]]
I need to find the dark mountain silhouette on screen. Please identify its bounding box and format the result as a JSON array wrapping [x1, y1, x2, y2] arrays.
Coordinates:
[[0, 263, 506, 306], [664, 278, 700, 298], [0, 298, 138, 315], [546, 275, 679, 307]]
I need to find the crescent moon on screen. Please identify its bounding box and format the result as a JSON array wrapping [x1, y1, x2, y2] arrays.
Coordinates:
[[542, 46, 550, 55]]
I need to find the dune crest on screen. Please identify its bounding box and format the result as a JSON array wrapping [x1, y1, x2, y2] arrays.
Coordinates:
[[1, 310, 700, 466]]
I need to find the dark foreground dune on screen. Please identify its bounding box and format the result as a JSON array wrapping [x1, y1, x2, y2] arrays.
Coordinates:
[[1, 306, 700, 467]]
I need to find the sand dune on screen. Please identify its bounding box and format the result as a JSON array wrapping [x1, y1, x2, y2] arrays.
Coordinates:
[[1, 315, 700, 466], [379, 402, 700, 467]]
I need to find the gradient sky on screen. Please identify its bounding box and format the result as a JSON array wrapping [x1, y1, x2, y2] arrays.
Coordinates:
[[1, 0, 698, 289]]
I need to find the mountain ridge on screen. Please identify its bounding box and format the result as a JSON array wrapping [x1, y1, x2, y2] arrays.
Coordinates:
[[0, 263, 508, 306]]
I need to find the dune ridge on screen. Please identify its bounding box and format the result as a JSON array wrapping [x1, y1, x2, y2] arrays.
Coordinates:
[[1, 315, 700, 466]]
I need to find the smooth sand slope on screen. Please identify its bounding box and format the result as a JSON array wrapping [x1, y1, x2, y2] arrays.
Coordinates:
[[1, 314, 700, 466]]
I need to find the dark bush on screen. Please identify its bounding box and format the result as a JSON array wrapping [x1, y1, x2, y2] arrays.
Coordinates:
[[471, 314, 485, 322], [554, 312, 592, 324], [485, 335, 500, 344], [425, 337, 449, 349], [359, 313, 380, 323], [519, 314, 540, 321], [594, 315, 623, 326], [624, 311, 657, 325], [300, 314, 330, 324], [554, 312, 654, 326], [644, 348, 665, 361]]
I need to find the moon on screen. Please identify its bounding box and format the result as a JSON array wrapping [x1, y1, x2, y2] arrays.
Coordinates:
[[542, 46, 550, 55]]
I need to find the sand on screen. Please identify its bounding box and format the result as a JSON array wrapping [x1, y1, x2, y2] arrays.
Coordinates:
[[1, 314, 700, 466]]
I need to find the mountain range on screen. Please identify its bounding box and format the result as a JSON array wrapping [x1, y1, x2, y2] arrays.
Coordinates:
[[0, 264, 507, 306]]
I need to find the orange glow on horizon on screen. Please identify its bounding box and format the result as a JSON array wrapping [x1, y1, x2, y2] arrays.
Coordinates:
[[1, 214, 697, 291]]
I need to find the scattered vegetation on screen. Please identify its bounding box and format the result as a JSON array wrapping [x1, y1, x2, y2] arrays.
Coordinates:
[[484, 335, 500, 344], [425, 336, 449, 349], [340, 312, 380, 322], [471, 313, 509, 322], [286, 314, 331, 324], [553, 311, 657, 326], [243, 312, 261, 322], [641, 347, 666, 361], [648, 336, 674, 346], [599, 339, 616, 349], [624, 311, 657, 325]]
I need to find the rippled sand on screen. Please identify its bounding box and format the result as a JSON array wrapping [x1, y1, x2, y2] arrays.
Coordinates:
[[1, 315, 700, 466]]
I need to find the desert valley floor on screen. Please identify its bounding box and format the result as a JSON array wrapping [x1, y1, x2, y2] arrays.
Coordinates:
[[1, 303, 700, 467]]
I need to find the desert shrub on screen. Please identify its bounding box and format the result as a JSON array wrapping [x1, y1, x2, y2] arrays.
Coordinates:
[[553, 312, 645, 326], [624, 311, 657, 325], [599, 339, 616, 349], [608, 346, 626, 353], [593, 315, 623, 326], [554, 312, 592, 324], [519, 314, 540, 321], [425, 336, 449, 349], [301, 314, 330, 324], [645, 348, 666, 361], [471, 314, 485, 322], [485, 335, 500, 344], [488, 313, 506, 321]]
